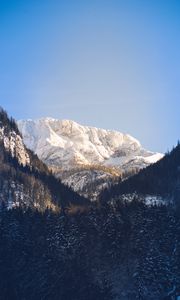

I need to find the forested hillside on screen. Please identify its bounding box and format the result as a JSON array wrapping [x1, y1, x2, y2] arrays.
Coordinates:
[[100, 143, 180, 208]]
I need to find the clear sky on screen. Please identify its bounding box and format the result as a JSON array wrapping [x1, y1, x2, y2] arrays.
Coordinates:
[[0, 0, 179, 153]]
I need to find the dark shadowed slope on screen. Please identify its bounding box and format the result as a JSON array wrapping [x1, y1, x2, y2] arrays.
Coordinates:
[[100, 143, 180, 207]]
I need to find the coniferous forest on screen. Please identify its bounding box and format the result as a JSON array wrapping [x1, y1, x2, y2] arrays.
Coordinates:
[[0, 201, 179, 300]]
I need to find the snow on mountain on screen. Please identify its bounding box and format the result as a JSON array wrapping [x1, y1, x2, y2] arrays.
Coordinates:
[[17, 118, 164, 199], [18, 118, 162, 168]]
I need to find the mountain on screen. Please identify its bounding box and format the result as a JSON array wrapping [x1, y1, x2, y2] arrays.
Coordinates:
[[18, 118, 163, 199], [0, 109, 179, 300], [100, 142, 180, 207], [0, 108, 89, 211]]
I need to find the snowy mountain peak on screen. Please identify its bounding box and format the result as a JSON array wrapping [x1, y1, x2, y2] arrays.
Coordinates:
[[17, 118, 163, 199], [17, 118, 148, 168]]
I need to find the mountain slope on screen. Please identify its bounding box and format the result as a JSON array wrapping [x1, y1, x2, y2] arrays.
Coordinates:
[[100, 143, 180, 207], [0, 108, 89, 210], [18, 118, 163, 199]]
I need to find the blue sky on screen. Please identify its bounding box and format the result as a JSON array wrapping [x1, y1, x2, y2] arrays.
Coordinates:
[[0, 0, 179, 152]]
